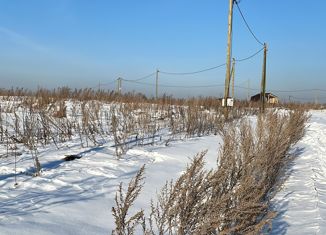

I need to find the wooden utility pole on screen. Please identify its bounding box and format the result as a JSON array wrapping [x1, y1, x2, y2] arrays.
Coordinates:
[[224, 0, 234, 118], [116, 77, 122, 94], [156, 69, 159, 100], [314, 90, 319, 105], [260, 43, 267, 113], [119, 78, 122, 94], [231, 58, 235, 98], [247, 79, 251, 101]]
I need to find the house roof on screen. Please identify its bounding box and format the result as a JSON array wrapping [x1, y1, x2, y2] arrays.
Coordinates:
[[250, 93, 278, 99]]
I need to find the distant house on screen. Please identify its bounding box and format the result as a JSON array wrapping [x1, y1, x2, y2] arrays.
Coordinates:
[[250, 93, 279, 104]]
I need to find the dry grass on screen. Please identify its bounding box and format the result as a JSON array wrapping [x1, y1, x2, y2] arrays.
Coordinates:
[[112, 109, 309, 234], [112, 165, 146, 235]]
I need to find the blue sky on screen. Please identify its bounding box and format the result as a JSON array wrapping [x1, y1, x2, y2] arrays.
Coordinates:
[[0, 0, 325, 101]]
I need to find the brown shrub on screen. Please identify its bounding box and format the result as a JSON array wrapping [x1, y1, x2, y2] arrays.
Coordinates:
[[112, 109, 309, 234]]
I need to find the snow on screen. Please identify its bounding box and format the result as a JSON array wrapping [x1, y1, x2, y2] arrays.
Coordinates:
[[2, 109, 326, 234], [271, 110, 326, 234], [0, 133, 220, 234]]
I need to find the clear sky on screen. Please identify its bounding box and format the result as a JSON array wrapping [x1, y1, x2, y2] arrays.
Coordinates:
[[0, 0, 325, 101]]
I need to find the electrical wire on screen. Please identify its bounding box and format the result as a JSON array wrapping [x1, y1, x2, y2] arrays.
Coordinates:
[[159, 46, 264, 78], [234, 85, 260, 91], [235, 47, 264, 62], [289, 96, 315, 101], [91, 78, 326, 100], [91, 80, 116, 89], [123, 79, 224, 88], [234, 0, 264, 46], [100, 80, 116, 86], [160, 84, 225, 88], [123, 72, 156, 82], [159, 63, 226, 76], [291, 96, 326, 101], [270, 88, 326, 93], [234, 86, 326, 94]]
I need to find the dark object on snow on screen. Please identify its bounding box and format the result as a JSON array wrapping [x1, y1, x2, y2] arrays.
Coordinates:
[[63, 155, 81, 161]]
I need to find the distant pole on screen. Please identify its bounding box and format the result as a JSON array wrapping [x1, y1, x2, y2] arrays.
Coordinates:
[[224, 0, 234, 118], [247, 79, 250, 101], [314, 90, 319, 104], [156, 69, 159, 100], [116, 77, 122, 94], [119, 78, 122, 94], [260, 43, 268, 113], [231, 58, 235, 99]]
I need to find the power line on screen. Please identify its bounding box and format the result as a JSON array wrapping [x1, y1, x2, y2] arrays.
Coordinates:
[[100, 80, 116, 86], [235, 47, 264, 62], [159, 63, 226, 76], [122, 80, 154, 86], [234, 86, 326, 94], [234, 85, 259, 91], [270, 88, 326, 93], [123, 72, 156, 82], [123, 79, 224, 88], [289, 95, 326, 101], [91, 79, 326, 96], [161, 84, 225, 88], [234, 0, 264, 46], [289, 96, 315, 101], [91, 80, 116, 89], [122, 44, 263, 81]]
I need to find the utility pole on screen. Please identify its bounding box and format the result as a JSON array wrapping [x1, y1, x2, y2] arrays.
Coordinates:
[[247, 79, 251, 101], [224, 0, 234, 119], [231, 58, 235, 99], [314, 90, 319, 105], [119, 78, 122, 94], [116, 77, 122, 94], [260, 43, 268, 113], [156, 69, 159, 100]]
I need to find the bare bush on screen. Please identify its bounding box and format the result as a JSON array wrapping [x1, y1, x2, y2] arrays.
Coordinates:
[[112, 165, 146, 235], [112, 109, 309, 234]]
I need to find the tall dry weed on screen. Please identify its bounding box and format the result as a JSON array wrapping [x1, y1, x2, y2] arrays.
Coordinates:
[[112, 109, 309, 234]]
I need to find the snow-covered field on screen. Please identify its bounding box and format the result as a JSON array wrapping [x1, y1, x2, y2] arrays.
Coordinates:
[[0, 132, 220, 234], [1, 109, 326, 234]]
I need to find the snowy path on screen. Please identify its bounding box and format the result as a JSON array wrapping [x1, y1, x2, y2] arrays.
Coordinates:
[[272, 110, 326, 234]]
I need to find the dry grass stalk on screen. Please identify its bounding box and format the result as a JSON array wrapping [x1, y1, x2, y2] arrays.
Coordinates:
[[112, 165, 146, 235], [112, 109, 309, 234]]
